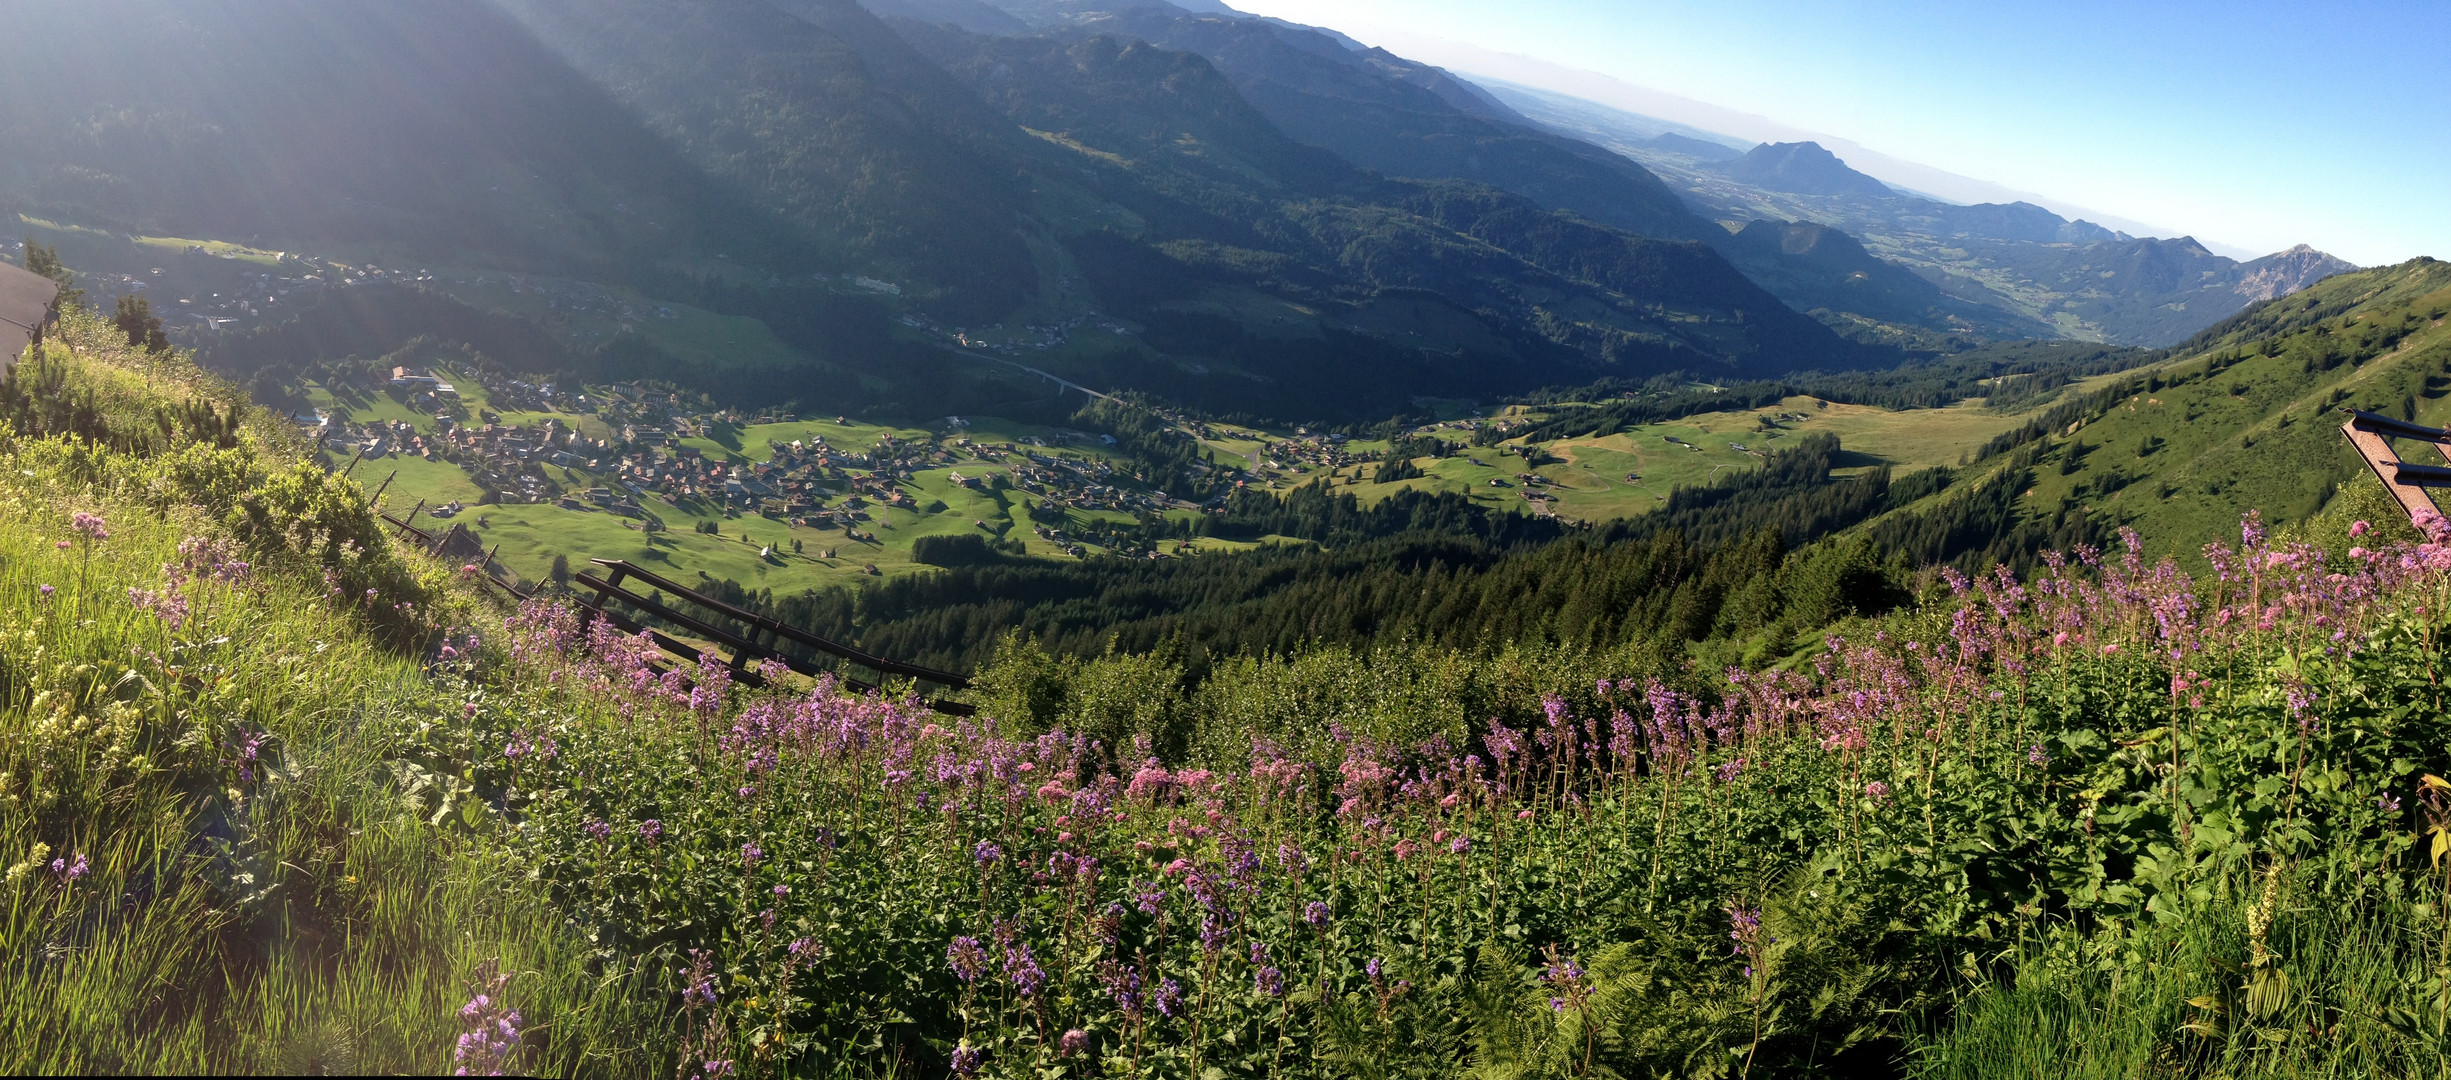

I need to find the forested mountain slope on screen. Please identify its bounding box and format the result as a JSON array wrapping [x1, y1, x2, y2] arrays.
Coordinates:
[[916, 1, 2029, 349], [4, 0, 1886, 428], [0, 0, 793, 274], [984, 5, 1720, 242]]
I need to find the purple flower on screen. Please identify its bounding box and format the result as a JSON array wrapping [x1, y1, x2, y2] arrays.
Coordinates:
[[1097, 958, 1143, 1015], [1256, 966, 1285, 997], [1004, 942, 1046, 998], [948, 1045, 983, 1075], [584, 820, 612, 842], [1366, 957, 1383, 980], [1864, 781, 1891, 802], [638, 819, 663, 842], [1059, 1028, 1089, 1057], [741, 843, 763, 867], [452, 965, 522, 1075], [684, 950, 719, 1005], [1153, 977, 1184, 1018], [1303, 900, 1331, 927], [772, 884, 790, 898], [2027, 744, 2051, 766], [947, 936, 988, 983], [973, 840, 1002, 866], [37, 584, 53, 598]]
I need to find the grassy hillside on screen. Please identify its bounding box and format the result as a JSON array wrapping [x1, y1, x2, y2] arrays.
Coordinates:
[[0, 313, 671, 1072], [1889, 258, 2451, 565], [23, 278, 2451, 1077]]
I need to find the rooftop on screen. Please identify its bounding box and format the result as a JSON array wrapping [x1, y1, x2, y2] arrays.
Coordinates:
[[0, 263, 63, 372]]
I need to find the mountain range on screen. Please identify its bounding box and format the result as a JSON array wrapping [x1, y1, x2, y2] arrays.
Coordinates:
[[0, 0, 2362, 424], [1491, 81, 2358, 346]]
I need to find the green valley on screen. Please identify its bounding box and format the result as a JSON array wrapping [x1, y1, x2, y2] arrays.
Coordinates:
[[6, 1, 2449, 1076]]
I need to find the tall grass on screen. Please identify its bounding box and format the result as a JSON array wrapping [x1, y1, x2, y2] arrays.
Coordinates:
[[1915, 861, 2451, 1077], [0, 319, 671, 1073]]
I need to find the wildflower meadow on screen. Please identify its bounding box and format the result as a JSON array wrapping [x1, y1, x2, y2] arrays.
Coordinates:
[[10, 316, 2451, 1077], [437, 510, 2451, 1077]]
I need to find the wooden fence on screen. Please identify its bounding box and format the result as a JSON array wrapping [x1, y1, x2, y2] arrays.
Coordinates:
[[359, 463, 974, 715], [571, 559, 974, 716]]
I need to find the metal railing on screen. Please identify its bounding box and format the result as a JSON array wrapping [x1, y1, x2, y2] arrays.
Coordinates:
[[2340, 409, 2451, 526]]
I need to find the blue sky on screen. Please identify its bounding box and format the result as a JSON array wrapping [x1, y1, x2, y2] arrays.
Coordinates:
[[1228, 0, 2449, 266]]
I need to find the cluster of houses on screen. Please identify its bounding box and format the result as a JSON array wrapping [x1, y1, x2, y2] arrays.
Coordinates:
[[1003, 447, 1177, 515], [1252, 430, 1360, 477], [317, 362, 1241, 560]]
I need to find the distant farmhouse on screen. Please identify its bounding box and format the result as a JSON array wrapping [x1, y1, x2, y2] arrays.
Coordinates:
[[0, 262, 63, 372]]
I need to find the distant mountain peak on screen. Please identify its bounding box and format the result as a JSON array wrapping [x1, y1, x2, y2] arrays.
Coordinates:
[[2235, 245, 2358, 303], [1716, 141, 1894, 199]]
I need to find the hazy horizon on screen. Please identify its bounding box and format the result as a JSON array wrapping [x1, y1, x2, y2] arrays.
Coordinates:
[[1229, 0, 2451, 268]]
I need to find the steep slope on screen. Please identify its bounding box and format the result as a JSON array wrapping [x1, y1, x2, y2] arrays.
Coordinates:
[[2237, 244, 2361, 302], [1027, 8, 1722, 242], [5, 0, 1884, 425], [891, 26, 1870, 403], [899, 4, 2003, 355], [497, 0, 1043, 318], [857, 0, 1028, 32], [1873, 258, 2451, 566], [0, 0, 794, 274]]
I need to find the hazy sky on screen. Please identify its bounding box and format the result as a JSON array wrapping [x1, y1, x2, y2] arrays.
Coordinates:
[[1227, 0, 2449, 266]]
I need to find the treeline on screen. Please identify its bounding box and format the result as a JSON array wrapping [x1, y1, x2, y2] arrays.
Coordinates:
[[1204, 483, 1565, 549], [718, 526, 1887, 678], [1605, 432, 1939, 549], [1070, 396, 1240, 502], [693, 433, 2056, 676], [1511, 340, 2150, 442]]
